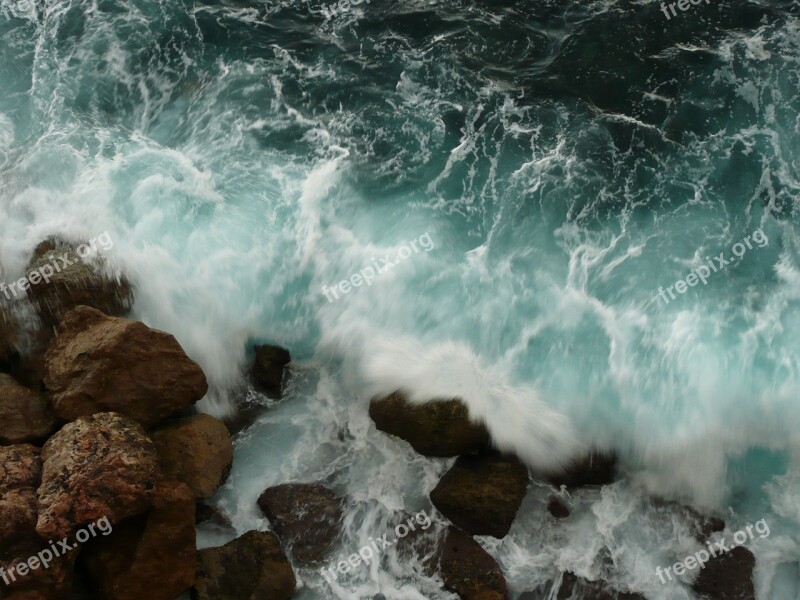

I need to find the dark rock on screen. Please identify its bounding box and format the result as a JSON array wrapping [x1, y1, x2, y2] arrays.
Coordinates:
[[82, 480, 196, 600], [430, 454, 528, 538], [0, 375, 57, 446], [193, 530, 295, 600], [692, 546, 755, 600], [251, 344, 290, 398], [44, 306, 208, 428], [439, 527, 507, 600], [36, 412, 159, 539], [544, 452, 617, 488], [523, 572, 647, 599], [0, 306, 19, 371], [25, 239, 133, 327], [151, 414, 233, 499], [195, 503, 229, 527], [369, 392, 490, 457], [547, 496, 570, 519], [257, 483, 344, 565]]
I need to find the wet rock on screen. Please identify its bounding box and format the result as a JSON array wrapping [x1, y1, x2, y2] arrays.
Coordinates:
[[430, 454, 528, 538], [547, 496, 570, 519], [25, 239, 133, 328], [44, 306, 208, 428], [0, 306, 19, 371], [0, 375, 57, 445], [251, 344, 291, 398], [522, 572, 646, 599], [82, 480, 196, 600], [193, 530, 295, 600], [257, 483, 344, 565], [36, 412, 159, 540], [195, 503, 229, 527], [151, 414, 233, 499], [692, 546, 755, 600], [369, 392, 490, 457], [544, 452, 617, 488], [439, 527, 507, 600], [0, 445, 41, 555]]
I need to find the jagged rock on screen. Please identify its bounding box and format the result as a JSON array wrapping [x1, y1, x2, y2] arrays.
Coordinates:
[[257, 483, 344, 565], [193, 530, 295, 600], [369, 392, 490, 457], [195, 503, 229, 527], [251, 344, 291, 398], [0, 445, 41, 556], [0, 375, 57, 445], [25, 238, 133, 327], [544, 452, 617, 488], [82, 480, 196, 600], [439, 527, 507, 600], [430, 454, 529, 538], [36, 412, 159, 540], [43, 306, 208, 428], [151, 415, 232, 499], [547, 496, 570, 519], [692, 546, 755, 600]]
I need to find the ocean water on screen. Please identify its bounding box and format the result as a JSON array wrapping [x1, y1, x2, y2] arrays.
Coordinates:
[[0, 0, 799, 598]]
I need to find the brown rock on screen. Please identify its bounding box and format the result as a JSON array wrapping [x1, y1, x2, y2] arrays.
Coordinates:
[[36, 412, 159, 540], [544, 452, 617, 488], [547, 496, 570, 519], [0, 375, 57, 445], [0, 445, 41, 556], [439, 527, 507, 600], [0, 306, 19, 370], [151, 415, 233, 499], [251, 344, 291, 398], [257, 483, 344, 565], [44, 306, 208, 428], [25, 239, 133, 327], [193, 530, 295, 600], [369, 392, 490, 457], [82, 480, 196, 600], [692, 546, 755, 600], [430, 454, 528, 538]]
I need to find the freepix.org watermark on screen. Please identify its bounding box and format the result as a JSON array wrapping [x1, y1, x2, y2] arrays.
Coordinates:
[[320, 510, 432, 585], [656, 228, 768, 305], [655, 519, 770, 584], [322, 233, 435, 303], [0, 232, 114, 301], [0, 0, 52, 20], [0, 516, 113, 586], [660, 0, 714, 21]]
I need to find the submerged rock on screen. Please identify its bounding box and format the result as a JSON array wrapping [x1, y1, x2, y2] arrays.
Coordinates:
[[36, 412, 159, 539], [692, 546, 755, 600], [0, 374, 57, 445], [151, 414, 233, 499], [82, 480, 196, 600], [257, 483, 344, 565], [430, 454, 529, 538], [369, 392, 490, 457], [25, 239, 133, 328], [543, 452, 617, 488], [520, 572, 647, 599], [439, 527, 507, 600], [44, 306, 208, 428], [193, 530, 295, 600], [251, 344, 291, 398], [547, 495, 570, 519]]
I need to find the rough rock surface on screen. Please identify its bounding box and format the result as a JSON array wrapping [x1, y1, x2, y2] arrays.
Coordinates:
[[257, 483, 344, 565], [0, 445, 41, 555], [25, 239, 133, 327], [43, 306, 208, 428], [82, 480, 196, 600], [36, 412, 159, 539], [369, 392, 490, 457], [0, 375, 57, 445], [692, 546, 755, 600], [193, 530, 295, 600], [151, 414, 233, 499], [430, 454, 529, 538], [439, 527, 507, 600], [544, 452, 617, 488], [0, 306, 19, 370], [251, 344, 291, 398]]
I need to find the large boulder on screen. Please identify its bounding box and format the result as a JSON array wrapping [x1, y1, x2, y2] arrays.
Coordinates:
[[543, 452, 617, 488], [0, 445, 41, 555], [25, 239, 133, 327], [43, 306, 208, 428], [0, 375, 57, 445], [439, 527, 507, 600], [257, 483, 344, 565], [692, 546, 755, 600], [82, 480, 196, 600], [36, 412, 159, 540], [430, 454, 529, 538], [369, 392, 490, 457], [193, 530, 295, 600], [151, 414, 233, 499], [251, 344, 291, 398]]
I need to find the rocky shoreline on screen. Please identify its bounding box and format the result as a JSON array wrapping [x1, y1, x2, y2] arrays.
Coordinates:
[[0, 237, 756, 600]]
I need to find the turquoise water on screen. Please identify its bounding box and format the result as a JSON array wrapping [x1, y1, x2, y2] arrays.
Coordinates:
[[1, 0, 799, 598]]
